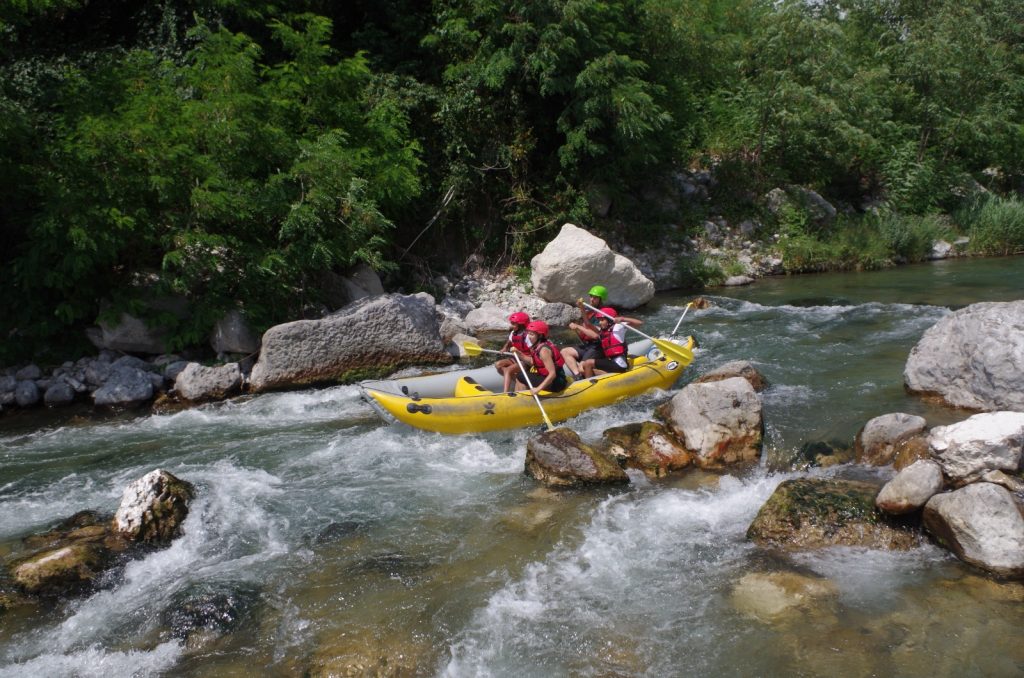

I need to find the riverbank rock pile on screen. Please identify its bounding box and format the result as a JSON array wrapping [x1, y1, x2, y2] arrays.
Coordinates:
[[524, 362, 767, 486], [2, 469, 194, 601], [870, 411, 1024, 577]]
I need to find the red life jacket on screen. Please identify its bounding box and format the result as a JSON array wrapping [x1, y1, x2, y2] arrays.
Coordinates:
[[575, 310, 600, 343], [529, 339, 565, 376], [600, 325, 627, 358], [509, 329, 529, 353]]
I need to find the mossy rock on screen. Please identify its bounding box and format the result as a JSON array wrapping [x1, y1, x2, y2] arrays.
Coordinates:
[[747, 478, 920, 550]]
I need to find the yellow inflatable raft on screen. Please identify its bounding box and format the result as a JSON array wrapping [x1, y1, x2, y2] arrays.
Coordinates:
[[359, 337, 694, 434]]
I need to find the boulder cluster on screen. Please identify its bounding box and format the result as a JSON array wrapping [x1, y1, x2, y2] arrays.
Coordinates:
[[1, 470, 194, 604], [524, 361, 768, 486], [522, 299, 1023, 582]]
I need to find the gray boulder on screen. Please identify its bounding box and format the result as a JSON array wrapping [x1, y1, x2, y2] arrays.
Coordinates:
[[855, 413, 929, 467], [530, 223, 654, 308], [524, 428, 629, 487], [693, 360, 769, 392], [91, 296, 188, 355], [657, 377, 763, 468], [15, 380, 40, 407], [0, 375, 15, 393], [210, 310, 260, 355], [876, 460, 945, 515], [464, 304, 514, 333], [923, 482, 1024, 578], [43, 381, 76, 406], [928, 411, 1024, 485], [535, 302, 577, 328], [92, 365, 155, 406], [249, 293, 451, 392], [15, 364, 42, 380], [174, 362, 242, 402], [904, 301, 1024, 411]]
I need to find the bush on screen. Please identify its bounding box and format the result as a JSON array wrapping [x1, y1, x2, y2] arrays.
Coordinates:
[[960, 195, 1024, 255], [676, 254, 724, 289], [872, 210, 951, 262]]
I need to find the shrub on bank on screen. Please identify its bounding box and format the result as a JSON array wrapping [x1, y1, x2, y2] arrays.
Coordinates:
[[960, 195, 1024, 256]]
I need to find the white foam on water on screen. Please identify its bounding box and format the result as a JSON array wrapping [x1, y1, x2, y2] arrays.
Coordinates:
[[0, 641, 182, 678], [1, 461, 289, 668], [790, 544, 954, 609], [443, 470, 794, 676]]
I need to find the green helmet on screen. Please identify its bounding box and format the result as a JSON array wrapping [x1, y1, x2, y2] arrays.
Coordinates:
[[588, 285, 608, 300]]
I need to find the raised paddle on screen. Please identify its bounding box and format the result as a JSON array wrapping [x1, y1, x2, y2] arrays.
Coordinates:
[[583, 302, 694, 366], [461, 342, 555, 431], [670, 302, 694, 337]]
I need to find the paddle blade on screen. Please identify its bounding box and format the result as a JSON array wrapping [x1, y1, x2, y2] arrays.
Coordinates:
[[461, 341, 484, 356], [653, 337, 695, 366]]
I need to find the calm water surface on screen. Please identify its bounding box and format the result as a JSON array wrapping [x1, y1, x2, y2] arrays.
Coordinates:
[[1, 256, 1022, 677]]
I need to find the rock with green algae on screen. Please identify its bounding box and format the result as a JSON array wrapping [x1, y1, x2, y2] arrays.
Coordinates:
[[602, 421, 693, 478], [747, 478, 921, 550], [525, 428, 629, 487]]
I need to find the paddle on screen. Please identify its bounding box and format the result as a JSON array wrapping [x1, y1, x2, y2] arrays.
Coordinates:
[[511, 349, 555, 431], [583, 302, 694, 366], [670, 302, 694, 337], [460, 341, 555, 431], [461, 341, 510, 357]]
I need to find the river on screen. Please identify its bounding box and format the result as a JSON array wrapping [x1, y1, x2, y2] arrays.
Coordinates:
[[1, 256, 1022, 677]]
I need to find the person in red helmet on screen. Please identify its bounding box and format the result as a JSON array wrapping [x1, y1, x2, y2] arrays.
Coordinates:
[[577, 306, 642, 377], [512, 320, 568, 394], [495, 311, 532, 393]]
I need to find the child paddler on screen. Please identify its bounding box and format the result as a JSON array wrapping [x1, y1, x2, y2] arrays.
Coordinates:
[[496, 311, 531, 393], [512, 321, 568, 395], [562, 284, 609, 378]]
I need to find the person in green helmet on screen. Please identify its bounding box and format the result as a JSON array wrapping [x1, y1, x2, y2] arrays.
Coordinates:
[[562, 284, 640, 378]]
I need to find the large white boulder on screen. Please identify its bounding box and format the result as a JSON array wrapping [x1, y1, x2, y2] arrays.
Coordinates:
[[904, 300, 1024, 411], [530, 224, 654, 309], [928, 411, 1024, 485]]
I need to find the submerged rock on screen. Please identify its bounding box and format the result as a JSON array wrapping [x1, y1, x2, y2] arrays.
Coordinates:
[[11, 543, 111, 595], [747, 478, 920, 550], [730, 571, 838, 621], [693, 360, 769, 392], [525, 428, 629, 487]]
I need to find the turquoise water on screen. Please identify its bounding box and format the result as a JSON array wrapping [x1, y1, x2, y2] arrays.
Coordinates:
[[1, 256, 1022, 676]]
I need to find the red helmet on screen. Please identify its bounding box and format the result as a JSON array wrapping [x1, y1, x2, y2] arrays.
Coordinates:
[[509, 311, 529, 325], [599, 307, 618, 319], [526, 320, 549, 335]]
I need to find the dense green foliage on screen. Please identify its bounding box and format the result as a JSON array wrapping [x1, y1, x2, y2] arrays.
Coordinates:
[[1, 0, 1022, 360]]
